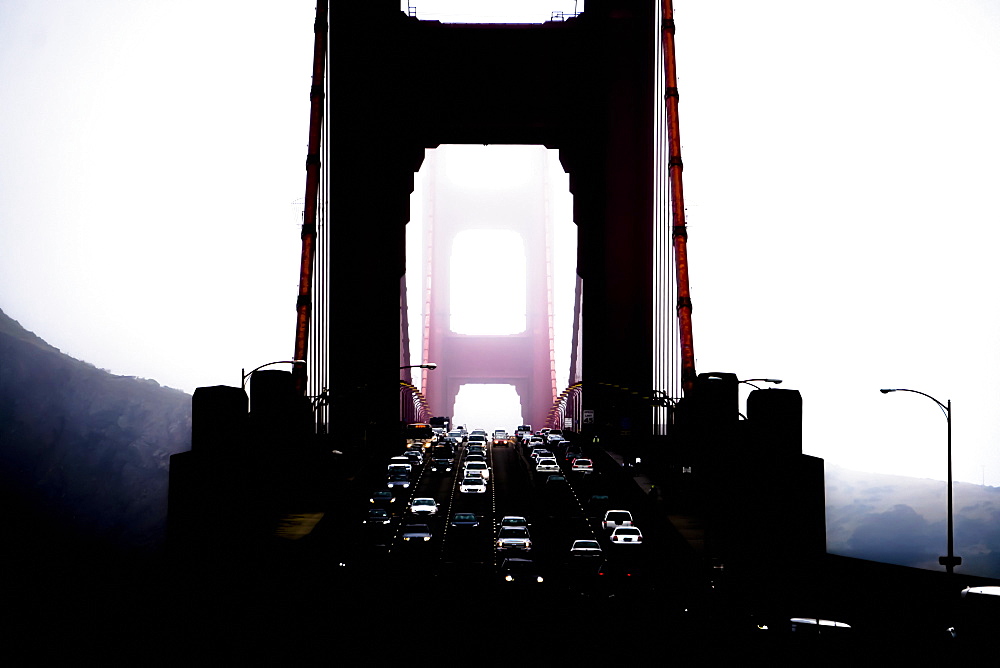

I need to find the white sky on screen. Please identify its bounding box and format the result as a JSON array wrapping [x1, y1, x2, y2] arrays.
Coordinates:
[[2, 1, 999, 485]]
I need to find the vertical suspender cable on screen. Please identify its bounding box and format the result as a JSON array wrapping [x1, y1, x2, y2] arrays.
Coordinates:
[[661, 0, 696, 395], [293, 1, 329, 396]]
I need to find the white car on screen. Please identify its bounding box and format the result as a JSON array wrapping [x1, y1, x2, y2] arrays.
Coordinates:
[[535, 458, 560, 473], [464, 461, 490, 480], [569, 539, 603, 557], [601, 509, 634, 530], [610, 526, 643, 544], [570, 458, 594, 473], [497, 516, 530, 530], [496, 527, 532, 551], [460, 476, 487, 493], [409, 497, 438, 515]]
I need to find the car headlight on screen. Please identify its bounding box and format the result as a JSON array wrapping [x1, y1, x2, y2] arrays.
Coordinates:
[[536, 576, 544, 583], [423, 536, 431, 541], [505, 575, 514, 582]]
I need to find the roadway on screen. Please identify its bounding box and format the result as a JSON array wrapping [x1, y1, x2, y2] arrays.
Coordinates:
[[319, 434, 710, 659], [148, 435, 996, 660]]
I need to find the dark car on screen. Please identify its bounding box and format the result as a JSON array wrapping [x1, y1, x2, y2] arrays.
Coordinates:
[[564, 447, 583, 461], [588, 494, 610, 514], [430, 447, 454, 472], [370, 490, 396, 507], [545, 474, 568, 487], [450, 512, 480, 528], [402, 523, 432, 542], [387, 472, 411, 489], [499, 558, 544, 584], [364, 508, 391, 524]]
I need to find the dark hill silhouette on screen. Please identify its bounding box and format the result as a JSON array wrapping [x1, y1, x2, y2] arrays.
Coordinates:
[[0, 308, 191, 567]]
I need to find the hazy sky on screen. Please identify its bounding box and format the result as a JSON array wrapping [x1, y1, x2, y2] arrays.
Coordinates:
[[2, 1, 999, 486]]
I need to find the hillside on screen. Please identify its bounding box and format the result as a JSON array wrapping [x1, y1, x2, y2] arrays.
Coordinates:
[[4, 304, 999, 584], [826, 464, 1000, 578], [0, 308, 191, 563]]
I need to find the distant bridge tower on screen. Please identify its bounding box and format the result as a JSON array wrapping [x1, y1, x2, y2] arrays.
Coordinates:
[[420, 146, 558, 430]]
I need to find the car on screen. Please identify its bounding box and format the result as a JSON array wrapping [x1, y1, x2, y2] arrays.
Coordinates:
[[530, 449, 553, 461], [496, 526, 532, 551], [387, 463, 412, 480], [499, 558, 544, 584], [571, 458, 594, 473], [547, 430, 565, 444], [409, 497, 438, 515], [588, 494, 611, 514], [610, 526, 643, 544], [570, 539, 603, 557], [460, 476, 487, 493], [464, 453, 487, 465], [497, 515, 530, 530], [450, 512, 480, 528], [535, 458, 560, 473], [465, 444, 487, 457], [595, 559, 643, 584], [464, 461, 490, 480], [404, 450, 424, 465], [447, 430, 466, 443], [492, 430, 511, 446], [364, 508, 391, 524], [602, 509, 634, 530], [430, 456, 453, 472], [402, 523, 432, 542], [370, 490, 396, 506], [437, 437, 459, 451], [387, 472, 411, 489], [545, 474, 567, 487], [564, 448, 582, 461]]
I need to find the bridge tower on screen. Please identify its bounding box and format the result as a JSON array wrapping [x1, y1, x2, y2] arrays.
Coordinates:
[[420, 146, 558, 430], [327, 0, 658, 452]]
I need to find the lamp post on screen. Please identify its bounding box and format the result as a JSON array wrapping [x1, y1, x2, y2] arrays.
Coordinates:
[[399, 364, 436, 423], [880, 388, 961, 574], [739, 378, 783, 390], [241, 360, 306, 390]]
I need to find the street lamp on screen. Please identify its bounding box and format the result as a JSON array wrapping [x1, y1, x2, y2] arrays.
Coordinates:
[[739, 378, 783, 390], [401, 363, 437, 371], [242, 360, 306, 390], [880, 388, 961, 574]]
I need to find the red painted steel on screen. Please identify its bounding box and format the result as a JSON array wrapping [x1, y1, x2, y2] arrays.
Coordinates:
[[292, 1, 328, 395], [661, 0, 697, 395]]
